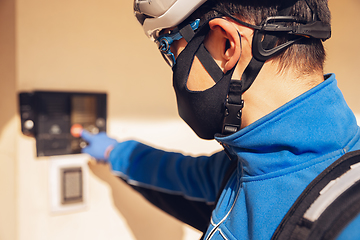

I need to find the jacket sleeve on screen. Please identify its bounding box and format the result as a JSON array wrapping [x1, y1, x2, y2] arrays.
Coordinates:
[[108, 140, 232, 231]]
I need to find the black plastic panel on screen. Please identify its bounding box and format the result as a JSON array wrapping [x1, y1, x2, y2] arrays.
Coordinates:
[[19, 91, 107, 157]]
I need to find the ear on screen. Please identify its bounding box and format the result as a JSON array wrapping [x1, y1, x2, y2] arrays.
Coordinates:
[[206, 18, 242, 72]]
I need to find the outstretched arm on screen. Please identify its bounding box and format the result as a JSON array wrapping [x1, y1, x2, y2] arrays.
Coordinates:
[[80, 130, 232, 231]]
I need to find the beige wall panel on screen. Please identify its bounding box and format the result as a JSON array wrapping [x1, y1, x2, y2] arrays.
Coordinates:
[[16, 0, 177, 119], [325, 0, 360, 113], [0, 0, 17, 240]]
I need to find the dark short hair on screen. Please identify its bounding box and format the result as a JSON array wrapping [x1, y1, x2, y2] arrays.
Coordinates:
[[189, 0, 331, 74]]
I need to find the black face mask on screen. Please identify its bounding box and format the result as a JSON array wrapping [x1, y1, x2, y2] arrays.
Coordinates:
[[172, 21, 238, 140]]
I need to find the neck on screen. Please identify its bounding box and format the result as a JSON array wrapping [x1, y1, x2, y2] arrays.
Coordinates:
[[239, 60, 324, 128]]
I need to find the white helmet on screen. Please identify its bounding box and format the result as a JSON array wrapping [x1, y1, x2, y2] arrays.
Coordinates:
[[134, 0, 207, 40]]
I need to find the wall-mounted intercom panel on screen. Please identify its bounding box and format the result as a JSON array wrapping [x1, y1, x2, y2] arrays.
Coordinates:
[[19, 91, 107, 157]]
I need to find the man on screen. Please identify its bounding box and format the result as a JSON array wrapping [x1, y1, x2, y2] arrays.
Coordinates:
[[81, 0, 360, 239]]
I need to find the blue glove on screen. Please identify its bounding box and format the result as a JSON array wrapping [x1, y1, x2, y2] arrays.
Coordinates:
[[80, 130, 118, 162]]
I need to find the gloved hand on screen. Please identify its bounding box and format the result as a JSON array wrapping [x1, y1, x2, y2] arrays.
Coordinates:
[[80, 130, 118, 162]]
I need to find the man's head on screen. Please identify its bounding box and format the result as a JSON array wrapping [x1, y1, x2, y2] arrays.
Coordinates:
[[134, 0, 331, 139], [187, 0, 331, 75]]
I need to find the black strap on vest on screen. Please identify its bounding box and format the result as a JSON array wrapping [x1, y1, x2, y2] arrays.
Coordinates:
[[271, 150, 360, 240]]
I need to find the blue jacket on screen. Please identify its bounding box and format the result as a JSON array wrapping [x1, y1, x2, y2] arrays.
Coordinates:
[[109, 74, 360, 239]]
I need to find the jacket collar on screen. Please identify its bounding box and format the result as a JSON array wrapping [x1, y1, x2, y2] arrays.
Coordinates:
[[216, 74, 359, 177]]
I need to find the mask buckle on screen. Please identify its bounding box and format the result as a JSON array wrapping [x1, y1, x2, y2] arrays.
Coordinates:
[[222, 99, 244, 135], [222, 79, 243, 136]]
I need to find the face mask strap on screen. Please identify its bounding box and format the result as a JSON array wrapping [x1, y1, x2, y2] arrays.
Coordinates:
[[178, 17, 224, 83], [222, 29, 280, 135], [221, 4, 305, 136]]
